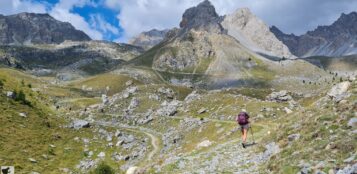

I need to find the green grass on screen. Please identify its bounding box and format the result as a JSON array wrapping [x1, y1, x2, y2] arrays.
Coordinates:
[[69, 73, 143, 96]]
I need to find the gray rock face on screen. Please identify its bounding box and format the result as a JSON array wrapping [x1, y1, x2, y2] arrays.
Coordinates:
[[0, 40, 143, 79], [128, 29, 169, 50], [222, 8, 295, 59], [179, 0, 224, 33], [0, 12, 91, 45], [271, 12, 357, 57]]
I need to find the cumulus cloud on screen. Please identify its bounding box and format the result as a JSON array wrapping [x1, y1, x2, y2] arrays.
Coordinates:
[[109, 0, 357, 41]]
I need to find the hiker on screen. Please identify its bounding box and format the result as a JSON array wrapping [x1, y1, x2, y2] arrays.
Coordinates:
[[236, 111, 250, 148]]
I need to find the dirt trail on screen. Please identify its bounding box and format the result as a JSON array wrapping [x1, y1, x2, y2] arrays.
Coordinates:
[[95, 121, 161, 164]]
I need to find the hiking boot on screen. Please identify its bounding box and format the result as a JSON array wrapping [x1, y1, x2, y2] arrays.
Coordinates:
[[242, 143, 246, 148]]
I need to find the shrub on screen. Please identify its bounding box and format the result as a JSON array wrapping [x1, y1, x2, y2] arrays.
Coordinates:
[[28, 83, 32, 88], [0, 79, 3, 89], [93, 163, 115, 174], [14, 90, 31, 106]]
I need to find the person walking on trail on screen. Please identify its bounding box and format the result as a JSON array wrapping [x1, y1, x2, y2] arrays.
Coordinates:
[[236, 110, 250, 148]]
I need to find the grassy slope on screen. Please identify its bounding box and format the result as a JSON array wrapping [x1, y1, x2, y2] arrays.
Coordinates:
[[68, 73, 144, 96], [258, 81, 357, 173], [0, 68, 155, 173]]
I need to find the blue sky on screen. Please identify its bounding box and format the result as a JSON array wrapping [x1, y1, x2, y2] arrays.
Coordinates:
[[0, 0, 356, 43]]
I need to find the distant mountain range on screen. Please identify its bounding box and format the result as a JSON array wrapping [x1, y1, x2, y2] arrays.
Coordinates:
[[0, 0, 355, 85], [270, 12, 357, 57]]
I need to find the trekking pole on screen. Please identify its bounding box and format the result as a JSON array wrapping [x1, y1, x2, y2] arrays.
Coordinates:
[[250, 124, 255, 144]]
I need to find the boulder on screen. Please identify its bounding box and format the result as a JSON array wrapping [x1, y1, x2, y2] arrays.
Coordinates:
[[125, 80, 133, 86], [287, 133, 300, 142], [71, 120, 90, 130], [126, 166, 139, 174], [97, 152, 105, 158], [128, 97, 139, 109], [348, 118, 357, 128], [284, 107, 293, 114], [158, 87, 175, 99], [101, 94, 109, 105], [6, 91, 15, 98], [19, 112, 27, 117], [28, 158, 37, 163], [327, 82, 351, 101], [336, 163, 357, 174], [266, 90, 293, 102], [184, 90, 200, 103], [197, 108, 207, 114], [156, 100, 181, 116]]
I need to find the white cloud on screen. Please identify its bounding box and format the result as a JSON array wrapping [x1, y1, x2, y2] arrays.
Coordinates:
[[89, 14, 119, 35], [49, 0, 103, 40], [0, 0, 115, 40], [108, 0, 357, 42], [0, 0, 48, 15]]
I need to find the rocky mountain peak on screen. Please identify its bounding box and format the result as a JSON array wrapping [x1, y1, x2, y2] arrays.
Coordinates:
[[222, 8, 296, 59], [179, 0, 223, 33], [271, 11, 357, 57], [128, 29, 169, 50], [0, 12, 91, 45]]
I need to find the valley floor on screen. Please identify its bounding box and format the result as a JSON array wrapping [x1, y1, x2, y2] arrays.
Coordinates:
[[0, 68, 356, 174]]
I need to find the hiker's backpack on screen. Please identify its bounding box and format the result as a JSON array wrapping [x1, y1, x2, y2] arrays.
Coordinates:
[[236, 112, 249, 125]]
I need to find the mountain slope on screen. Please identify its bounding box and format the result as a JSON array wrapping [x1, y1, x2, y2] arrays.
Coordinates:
[[0, 41, 144, 80], [222, 8, 295, 59], [0, 12, 91, 45], [129, 0, 326, 90], [271, 12, 357, 57], [128, 29, 169, 50]]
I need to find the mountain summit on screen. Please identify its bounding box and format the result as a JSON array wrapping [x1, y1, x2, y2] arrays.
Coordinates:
[[222, 8, 295, 59], [0, 12, 91, 45], [271, 12, 357, 57], [179, 0, 224, 33]]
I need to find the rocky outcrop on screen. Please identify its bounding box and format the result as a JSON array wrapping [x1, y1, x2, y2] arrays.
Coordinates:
[[0, 12, 91, 45], [179, 0, 224, 34], [222, 8, 295, 59], [271, 12, 357, 57], [327, 81, 351, 102], [128, 29, 169, 50]]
